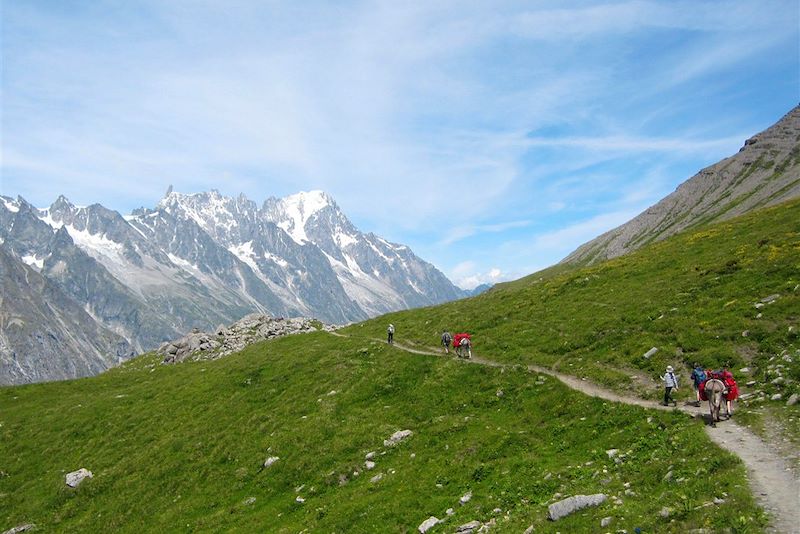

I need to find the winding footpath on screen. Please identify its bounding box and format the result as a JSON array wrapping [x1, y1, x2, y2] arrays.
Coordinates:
[[364, 336, 799, 533]]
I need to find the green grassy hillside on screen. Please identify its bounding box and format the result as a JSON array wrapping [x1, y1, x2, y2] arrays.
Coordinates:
[[0, 332, 765, 532], [353, 198, 800, 401], [3, 198, 798, 532]]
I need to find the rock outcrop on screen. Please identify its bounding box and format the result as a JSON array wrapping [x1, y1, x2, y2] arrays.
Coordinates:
[[160, 313, 327, 363]]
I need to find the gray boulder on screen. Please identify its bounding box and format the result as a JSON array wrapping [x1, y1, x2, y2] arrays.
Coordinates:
[[384, 429, 413, 447], [455, 520, 482, 533], [643, 347, 658, 359], [548, 494, 607, 521], [417, 516, 440, 533], [65, 468, 93, 488], [786, 394, 799, 406]]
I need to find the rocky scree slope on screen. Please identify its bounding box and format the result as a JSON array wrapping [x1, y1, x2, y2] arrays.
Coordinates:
[[0, 247, 131, 385], [563, 105, 800, 266]]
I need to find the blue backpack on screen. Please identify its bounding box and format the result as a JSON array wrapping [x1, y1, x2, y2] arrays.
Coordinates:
[[692, 368, 707, 385]]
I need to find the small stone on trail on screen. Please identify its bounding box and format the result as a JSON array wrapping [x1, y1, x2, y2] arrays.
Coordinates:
[[365, 461, 376, 470], [739, 367, 750, 373], [601, 516, 613, 527], [243, 497, 256, 506], [496, 389, 504, 397], [446, 508, 455, 516], [2, 524, 35, 534], [370, 473, 383, 483], [663, 470, 673, 482], [460, 490, 473, 504], [365, 451, 376, 460], [606, 449, 618, 458], [295, 496, 305, 504], [418, 516, 440, 533], [713, 497, 726, 505], [771, 393, 783, 401], [746, 380, 756, 387], [263, 456, 279, 468], [659, 506, 672, 518], [65, 468, 93, 488], [787, 394, 799, 406]]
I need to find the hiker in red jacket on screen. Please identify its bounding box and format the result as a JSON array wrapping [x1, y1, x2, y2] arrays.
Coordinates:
[[722, 368, 738, 416]]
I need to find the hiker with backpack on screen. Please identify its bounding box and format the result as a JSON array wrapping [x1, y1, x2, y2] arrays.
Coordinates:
[[441, 331, 452, 354], [722, 367, 739, 416], [387, 324, 395, 345], [690, 363, 707, 406], [662, 365, 679, 406]]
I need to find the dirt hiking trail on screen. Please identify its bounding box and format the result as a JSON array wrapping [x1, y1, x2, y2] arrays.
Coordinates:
[[353, 335, 799, 533]]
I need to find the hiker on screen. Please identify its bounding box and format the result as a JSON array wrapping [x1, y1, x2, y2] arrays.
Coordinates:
[[441, 331, 452, 354], [722, 367, 739, 416], [690, 363, 707, 406], [662, 365, 678, 406], [387, 323, 394, 344]]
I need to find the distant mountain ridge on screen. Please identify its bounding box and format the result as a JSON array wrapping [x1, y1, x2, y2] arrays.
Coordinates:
[[562, 105, 800, 266], [0, 189, 465, 384]]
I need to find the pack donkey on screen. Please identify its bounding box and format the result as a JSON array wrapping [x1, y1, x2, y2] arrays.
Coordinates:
[[704, 378, 728, 426]]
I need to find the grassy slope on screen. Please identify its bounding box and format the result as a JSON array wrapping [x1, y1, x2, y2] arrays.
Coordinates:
[[351, 198, 800, 402], [3, 199, 799, 532], [0, 333, 763, 532]]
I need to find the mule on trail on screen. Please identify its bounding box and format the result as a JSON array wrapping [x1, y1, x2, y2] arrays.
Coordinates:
[[704, 378, 728, 426], [453, 333, 472, 359]]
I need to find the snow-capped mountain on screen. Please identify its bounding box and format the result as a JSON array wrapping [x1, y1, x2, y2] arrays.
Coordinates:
[[263, 191, 463, 316], [0, 189, 465, 384]]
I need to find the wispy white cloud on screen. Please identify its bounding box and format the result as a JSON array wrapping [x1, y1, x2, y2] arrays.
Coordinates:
[[2, 0, 797, 283], [450, 261, 513, 290], [440, 219, 533, 246], [524, 133, 745, 154], [532, 208, 645, 254]]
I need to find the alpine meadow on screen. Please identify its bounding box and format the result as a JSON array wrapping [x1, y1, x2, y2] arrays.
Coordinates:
[[2, 195, 798, 532]]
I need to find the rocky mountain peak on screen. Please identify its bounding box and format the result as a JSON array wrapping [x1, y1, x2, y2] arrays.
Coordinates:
[[49, 195, 76, 217], [155, 189, 259, 244], [1, 195, 21, 213], [262, 190, 341, 245]]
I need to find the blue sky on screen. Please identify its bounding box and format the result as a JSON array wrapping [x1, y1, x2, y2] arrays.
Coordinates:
[[2, 1, 798, 288]]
